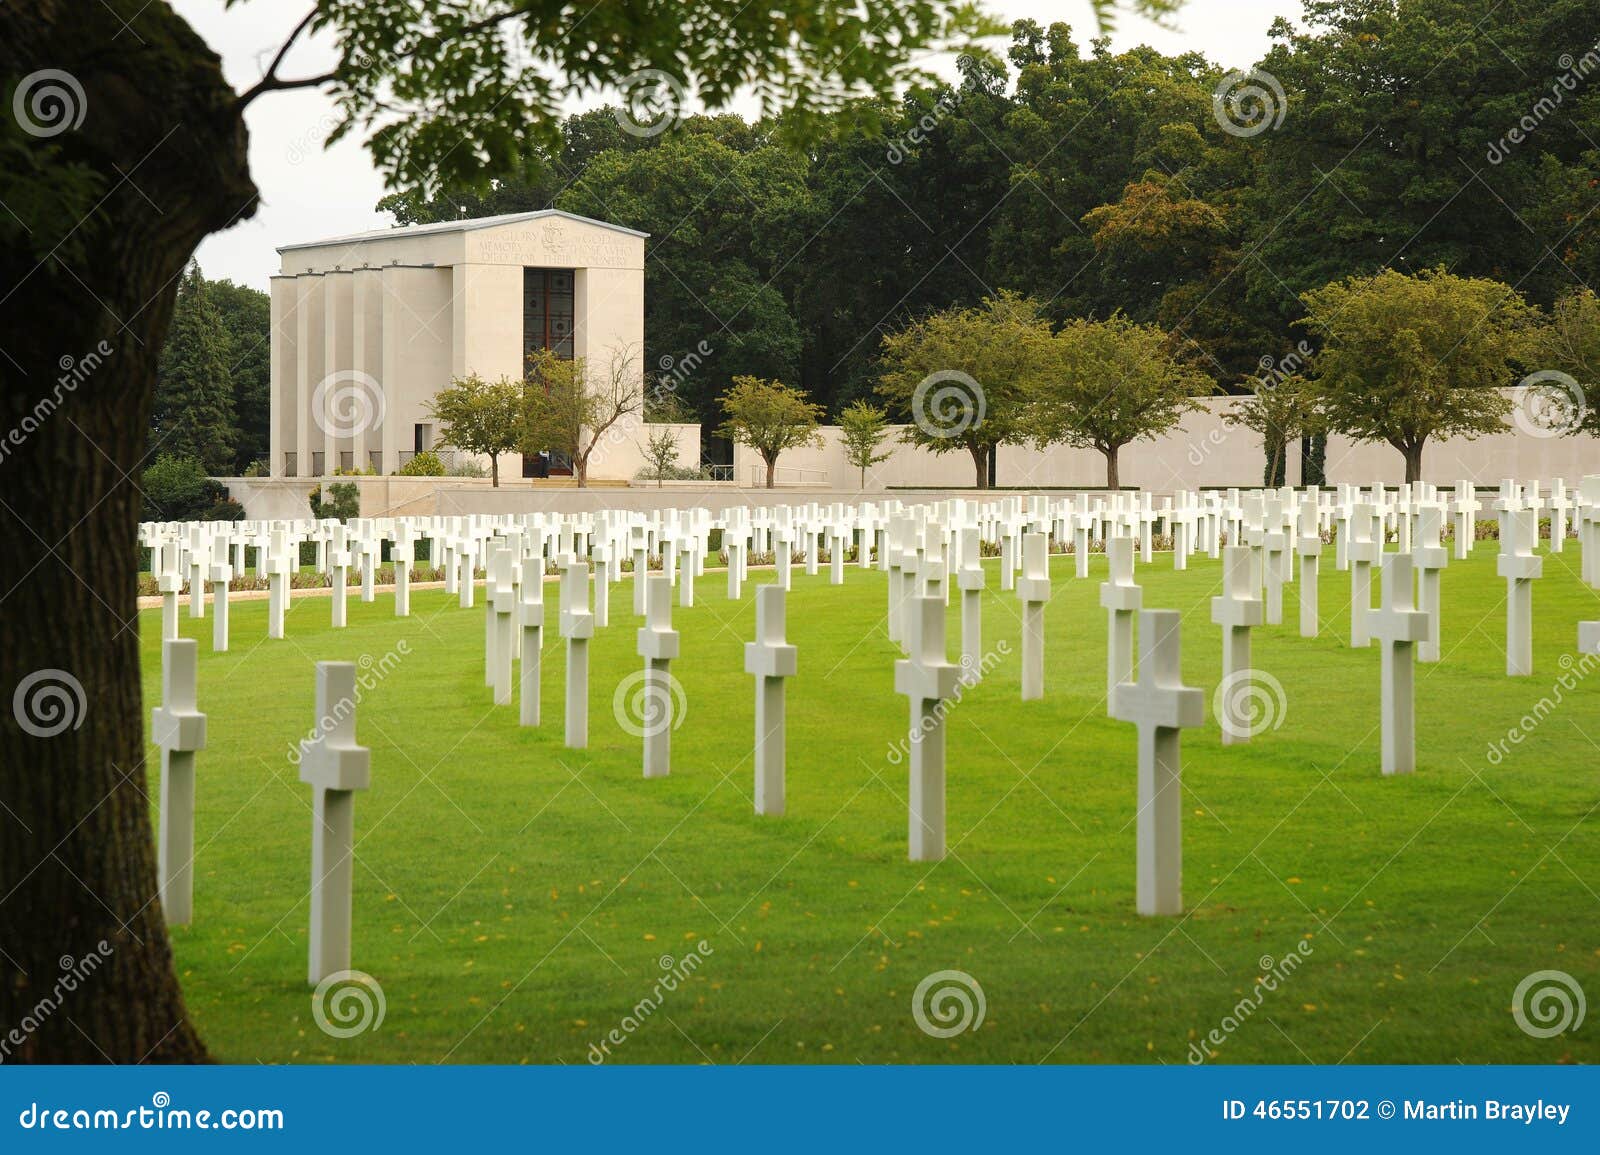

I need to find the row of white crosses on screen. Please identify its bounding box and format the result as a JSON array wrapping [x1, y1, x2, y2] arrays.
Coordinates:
[[144, 475, 1600, 973]]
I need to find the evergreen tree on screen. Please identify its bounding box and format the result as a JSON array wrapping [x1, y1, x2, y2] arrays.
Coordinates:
[[206, 277, 271, 471], [153, 263, 236, 473]]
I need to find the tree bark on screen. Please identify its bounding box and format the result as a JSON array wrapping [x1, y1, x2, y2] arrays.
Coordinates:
[[490, 453, 499, 487], [1104, 445, 1120, 489], [1402, 443, 1424, 484], [764, 454, 776, 488], [969, 443, 988, 489], [1, 0, 257, 1061]]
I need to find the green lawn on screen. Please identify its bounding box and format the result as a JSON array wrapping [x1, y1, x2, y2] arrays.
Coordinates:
[[140, 543, 1600, 1064]]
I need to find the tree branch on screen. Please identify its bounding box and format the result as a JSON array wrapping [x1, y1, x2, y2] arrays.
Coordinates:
[[236, 8, 332, 109]]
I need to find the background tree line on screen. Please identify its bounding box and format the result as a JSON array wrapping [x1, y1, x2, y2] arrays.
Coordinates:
[[375, 2, 1600, 482]]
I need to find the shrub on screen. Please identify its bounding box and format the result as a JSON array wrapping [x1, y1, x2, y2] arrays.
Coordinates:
[[203, 498, 246, 522], [142, 455, 214, 521], [396, 451, 445, 476], [241, 458, 269, 477], [308, 481, 361, 521]]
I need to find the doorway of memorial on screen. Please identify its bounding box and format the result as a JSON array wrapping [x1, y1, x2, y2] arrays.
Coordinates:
[[522, 451, 574, 479]]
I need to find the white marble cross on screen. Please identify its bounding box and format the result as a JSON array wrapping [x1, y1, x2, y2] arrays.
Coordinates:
[[1412, 503, 1449, 663], [957, 526, 985, 676], [488, 544, 517, 706], [1453, 481, 1481, 561], [519, 563, 544, 727], [679, 536, 697, 607], [591, 541, 613, 627], [266, 528, 292, 640], [1073, 498, 1095, 579], [1347, 502, 1381, 647], [392, 524, 413, 617], [358, 532, 379, 603], [636, 575, 681, 778], [208, 537, 232, 653], [329, 524, 351, 629], [1580, 475, 1600, 588], [152, 638, 207, 926], [1017, 532, 1050, 701], [457, 537, 477, 609], [187, 526, 206, 620], [894, 594, 960, 861], [298, 661, 372, 984], [1295, 494, 1322, 638], [1262, 498, 1288, 626], [1547, 479, 1571, 555], [725, 533, 744, 601], [1099, 535, 1142, 698], [1497, 507, 1543, 676], [1369, 553, 1429, 775], [745, 584, 798, 816], [775, 526, 793, 592], [158, 542, 182, 641], [560, 560, 594, 748], [1109, 609, 1204, 916], [630, 527, 651, 615], [1210, 545, 1264, 745]]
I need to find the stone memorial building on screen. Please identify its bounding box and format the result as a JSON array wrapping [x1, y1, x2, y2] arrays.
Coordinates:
[[269, 209, 647, 480]]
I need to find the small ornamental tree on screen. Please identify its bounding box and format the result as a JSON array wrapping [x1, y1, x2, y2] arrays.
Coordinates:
[[1299, 268, 1540, 482], [1520, 287, 1600, 437], [837, 399, 892, 488], [718, 376, 824, 488], [522, 347, 643, 487], [1225, 373, 1322, 487], [639, 425, 684, 486], [426, 373, 525, 486], [1035, 315, 1211, 488], [876, 291, 1053, 488]]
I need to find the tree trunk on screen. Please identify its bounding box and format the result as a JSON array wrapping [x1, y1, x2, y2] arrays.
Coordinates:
[[1402, 443, 1424, 484], [1104, 445, 1120, 490], [1, 1, 257, 1061], [490, 453, 499, 487], [969, 443, 988, 489], [764, 455, 776, 488]]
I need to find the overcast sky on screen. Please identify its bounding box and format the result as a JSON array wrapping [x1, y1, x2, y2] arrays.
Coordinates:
[[177, 0, 1298, 290]]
